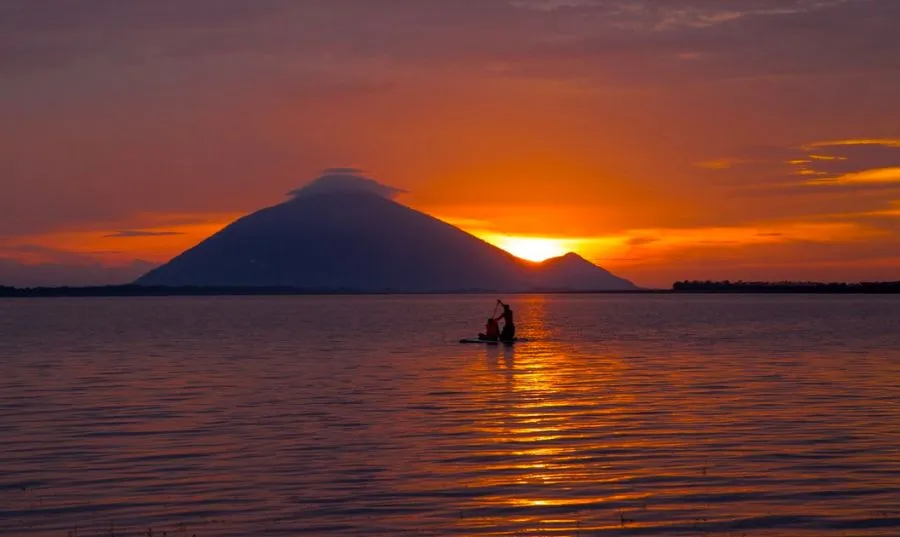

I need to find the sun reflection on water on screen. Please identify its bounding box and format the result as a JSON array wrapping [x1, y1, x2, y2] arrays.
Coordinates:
[[450, 296, 647, 535]]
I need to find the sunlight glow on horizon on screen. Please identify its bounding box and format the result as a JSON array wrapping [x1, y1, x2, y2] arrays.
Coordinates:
[[4, 201, 899, 288], [479, 234, 572, 262]]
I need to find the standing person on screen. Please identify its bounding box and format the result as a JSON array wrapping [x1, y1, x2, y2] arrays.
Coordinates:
[[495, 300, 516, 342]]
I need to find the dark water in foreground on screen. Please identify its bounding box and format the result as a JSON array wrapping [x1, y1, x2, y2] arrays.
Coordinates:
[[1, 295, 899, 536]]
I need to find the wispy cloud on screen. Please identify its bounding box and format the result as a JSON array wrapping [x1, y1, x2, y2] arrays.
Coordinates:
[[707, 136, 900, 195], [696, 158, 750, 169], [439, 216, 499, 231], [804, 138, 900, 150], [509, 0, 858, 30], [104, 230, 185, 238], [806, 167, 900, 186], [808, 154, 847, 161]]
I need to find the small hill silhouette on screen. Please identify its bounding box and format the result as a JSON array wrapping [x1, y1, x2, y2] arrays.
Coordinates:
[[136, 171, 636, 292]]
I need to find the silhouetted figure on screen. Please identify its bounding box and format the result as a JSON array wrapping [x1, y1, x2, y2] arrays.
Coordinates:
[[479, 318, 500, 341], [495, 300, 516, 341]]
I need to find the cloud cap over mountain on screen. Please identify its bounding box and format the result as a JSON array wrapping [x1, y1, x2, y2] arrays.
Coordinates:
[[287, 169, 407, 200]]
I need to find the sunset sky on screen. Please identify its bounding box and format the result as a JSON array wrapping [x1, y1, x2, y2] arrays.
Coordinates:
[[2, 0, 899, 288]]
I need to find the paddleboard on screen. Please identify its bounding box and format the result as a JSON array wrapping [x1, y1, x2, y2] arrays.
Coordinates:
[[459, 338, 525, 344]]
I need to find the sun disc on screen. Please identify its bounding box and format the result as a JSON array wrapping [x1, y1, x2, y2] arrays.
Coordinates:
[[495, 237, 568, 262]]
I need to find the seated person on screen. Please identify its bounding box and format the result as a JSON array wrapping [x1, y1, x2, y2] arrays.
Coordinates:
[[479, 318, 500, 341]]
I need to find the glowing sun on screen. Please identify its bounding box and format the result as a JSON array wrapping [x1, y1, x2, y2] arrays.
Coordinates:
[[493, 236, 569, 262]]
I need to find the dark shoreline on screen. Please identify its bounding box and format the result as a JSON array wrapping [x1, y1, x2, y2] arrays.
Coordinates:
[[2, 283, 899, 297], [673, 281, 900, 294], [0, 285, 665, 298]]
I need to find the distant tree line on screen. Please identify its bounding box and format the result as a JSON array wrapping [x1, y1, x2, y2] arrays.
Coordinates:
[[672, 280, 900, 293]]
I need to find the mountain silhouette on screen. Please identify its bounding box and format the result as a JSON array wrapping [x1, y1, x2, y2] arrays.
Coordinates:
[[531, 252, 634, 291], [135, 172, 636, 292]]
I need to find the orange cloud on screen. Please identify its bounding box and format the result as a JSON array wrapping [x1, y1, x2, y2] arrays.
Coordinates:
[[695, 158, 746, 169], [808, 154, 847, 161], [804, 139, 900, 149], [0, 212, 241, 266], [805, 167, 900, 185]]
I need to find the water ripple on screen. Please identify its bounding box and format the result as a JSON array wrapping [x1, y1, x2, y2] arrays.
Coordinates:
[[1, 295, 899, 536]]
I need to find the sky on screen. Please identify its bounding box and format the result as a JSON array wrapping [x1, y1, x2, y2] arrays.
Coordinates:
[[2, 0, 899, 288]]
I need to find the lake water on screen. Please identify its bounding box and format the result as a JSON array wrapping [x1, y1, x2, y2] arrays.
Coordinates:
[[1, 294, 899, 536]]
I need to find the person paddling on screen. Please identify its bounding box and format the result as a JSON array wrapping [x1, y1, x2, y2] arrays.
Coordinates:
[[495, 299, 516, 342]]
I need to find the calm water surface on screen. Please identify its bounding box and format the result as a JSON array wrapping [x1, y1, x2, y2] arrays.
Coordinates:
[[1, 295, 899, 536]]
